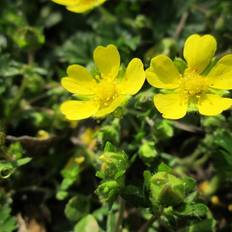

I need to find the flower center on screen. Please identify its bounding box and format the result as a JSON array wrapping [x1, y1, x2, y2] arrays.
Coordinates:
[[95, 80, 118, 108], [179, 70, 209, 98]]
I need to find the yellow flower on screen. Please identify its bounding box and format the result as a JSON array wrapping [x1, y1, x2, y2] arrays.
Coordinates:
[[146, 34, 232, 119], [60, 44, 145, 120], [52, 0, 107, 13]]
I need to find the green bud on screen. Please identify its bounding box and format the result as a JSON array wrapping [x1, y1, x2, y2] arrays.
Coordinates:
[[96, 180, 120, 203], [96, 151, 128, 180], [150, 172, 189, 208]]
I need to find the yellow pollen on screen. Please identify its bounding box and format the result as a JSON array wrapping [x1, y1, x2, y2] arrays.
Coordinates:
[[95, 80, 118, 108], [179, 71, 208, 97]]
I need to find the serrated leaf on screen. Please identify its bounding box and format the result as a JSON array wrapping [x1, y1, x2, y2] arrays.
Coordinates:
[[157, 163, 172, 173], [183, 177, 196, 193], [104, 142, 117, 153], [176, 203, 208, 218]]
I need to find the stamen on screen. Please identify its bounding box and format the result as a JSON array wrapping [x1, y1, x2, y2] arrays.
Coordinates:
[[179, 73, 209, 98], [95, 80, 118, 108]]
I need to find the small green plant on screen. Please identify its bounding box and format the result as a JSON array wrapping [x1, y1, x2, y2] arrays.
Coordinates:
[[0, 0, 232, 231]]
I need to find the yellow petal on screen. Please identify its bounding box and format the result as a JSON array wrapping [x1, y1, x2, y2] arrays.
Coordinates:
[[183, 34, 217, 73], [146, 55, 180, 89], [93, 44, 120, 79], [52, 0, 79, 5], [61, 64, 96, 95], [67, 0, 107, 13], [117, 58, 145, 95], [94, 96, 127, 117], [207, 54, 232, 90], [60, 100, 99, 120], [154, 94, 188, 119], [197, 94, 232, 116]]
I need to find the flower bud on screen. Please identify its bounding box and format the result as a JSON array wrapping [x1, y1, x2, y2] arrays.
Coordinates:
[[97, 151, 128, 180], [150, 172, 188, 208], [96, 180, 120, 203]]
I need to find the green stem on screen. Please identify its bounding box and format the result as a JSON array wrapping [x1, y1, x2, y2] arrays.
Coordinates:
[[138, 215, 157, 232], [177, 149, 202, 166], [5, 76, 27, 127], [194, 153, 210, 167], [4, 51, 34, 129], [114, 197, 125, 232]]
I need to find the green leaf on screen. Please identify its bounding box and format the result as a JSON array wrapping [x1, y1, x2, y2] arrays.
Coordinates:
[[0, 192, 17, 232], [183, 177, 196, 193], [96, 118, 120, 145], [65, 195, 90, 221], [174, 57, 187, 74], [13, 26, 45, 50], [175, 203, 208, 217], [0, 161, 15, 179], [0, 155, 31, 179], [56, 164, 80, 200], [157, 163, 172, 173], [15, 157, 32, 166], [155, 119, 174, 139], [143, 170, 152, 190], [74, 215, 99, 232], [104, 142, 117, 153], [212, 130, 232, 178], [121, 185, 147, 207], [182, 219, 216, 232], [139, 140, 158, 163], [8, 142, 25, 159]]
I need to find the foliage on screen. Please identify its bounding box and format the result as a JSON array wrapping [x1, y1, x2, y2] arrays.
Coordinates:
[[0, 191, 17, 232], [0, 0, 232, 231]]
